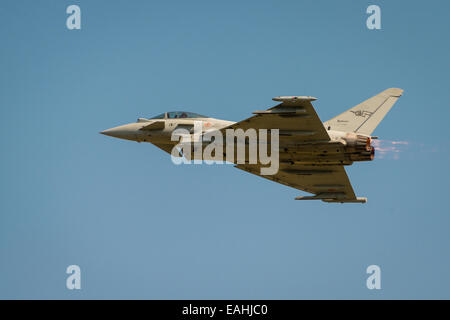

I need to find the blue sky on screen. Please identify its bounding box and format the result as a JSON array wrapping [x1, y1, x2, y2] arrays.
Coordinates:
[[1, 0, 449, 299]]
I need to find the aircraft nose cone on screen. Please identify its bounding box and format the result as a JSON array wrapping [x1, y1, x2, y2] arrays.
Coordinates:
[[100, 128, 117, 137], [100, 124, 141, 141]]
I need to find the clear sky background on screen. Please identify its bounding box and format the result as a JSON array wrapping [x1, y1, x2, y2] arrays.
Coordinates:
[[1, 0, 449, 299]]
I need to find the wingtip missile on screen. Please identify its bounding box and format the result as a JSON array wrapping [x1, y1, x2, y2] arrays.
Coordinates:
[[273, 96, 317, 102], [295, 194, 367, 203]]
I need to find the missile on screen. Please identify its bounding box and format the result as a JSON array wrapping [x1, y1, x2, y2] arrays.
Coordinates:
[[295, 193, 367, 203], [272, 96, 317, 102]]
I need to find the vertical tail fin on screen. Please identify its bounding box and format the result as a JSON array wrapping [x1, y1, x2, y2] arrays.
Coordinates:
[[324, 88, 403, 135]]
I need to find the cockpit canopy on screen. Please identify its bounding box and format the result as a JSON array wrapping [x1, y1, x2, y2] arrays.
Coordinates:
[[150, 111, 208, 119]]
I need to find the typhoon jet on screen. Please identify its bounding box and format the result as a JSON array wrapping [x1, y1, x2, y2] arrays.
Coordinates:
[[101, 88, 403, 203]]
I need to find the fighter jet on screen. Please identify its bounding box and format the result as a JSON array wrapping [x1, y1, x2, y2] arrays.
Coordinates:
[[101, 88, 403, 203]]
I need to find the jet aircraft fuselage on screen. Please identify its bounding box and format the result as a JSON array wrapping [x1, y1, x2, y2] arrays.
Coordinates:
[[101, 89, 403, 203]]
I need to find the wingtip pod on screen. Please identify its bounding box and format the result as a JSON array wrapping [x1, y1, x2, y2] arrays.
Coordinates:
[[273, 96, 317, 102], [322, 197, 367, 203], [295, 194, 367, 203]]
